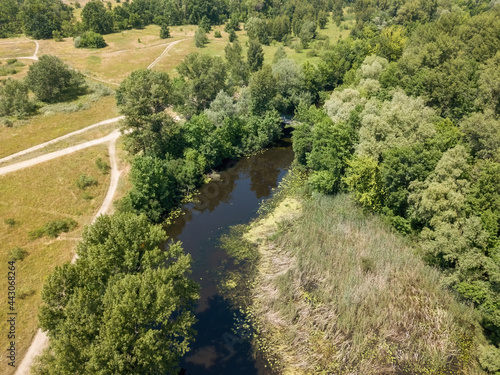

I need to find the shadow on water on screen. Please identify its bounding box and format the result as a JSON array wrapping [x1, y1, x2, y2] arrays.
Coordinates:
[[164, 143, 294, 375]]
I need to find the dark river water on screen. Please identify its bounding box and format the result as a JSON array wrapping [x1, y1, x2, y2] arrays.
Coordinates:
[[164, 142, 294, 375]]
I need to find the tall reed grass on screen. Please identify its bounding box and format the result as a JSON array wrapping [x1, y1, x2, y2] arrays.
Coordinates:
[[248, 193, 484, 374]]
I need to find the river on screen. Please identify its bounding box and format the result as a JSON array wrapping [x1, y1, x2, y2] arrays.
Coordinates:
[[164, 142, 294, 375]]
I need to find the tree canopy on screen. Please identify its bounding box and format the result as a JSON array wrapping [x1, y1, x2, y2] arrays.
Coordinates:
[[35, 213, 199, 375]]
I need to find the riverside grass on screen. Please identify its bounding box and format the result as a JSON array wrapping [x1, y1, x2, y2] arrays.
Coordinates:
[[225, 188, 486, 374]]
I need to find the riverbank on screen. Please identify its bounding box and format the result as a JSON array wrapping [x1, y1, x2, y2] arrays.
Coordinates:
[[223, 180, 487, 374]]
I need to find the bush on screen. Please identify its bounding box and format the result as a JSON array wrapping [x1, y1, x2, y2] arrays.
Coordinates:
[[52, 30, 63, 42], [160, 24, 170, 39], [4, 218, 16, 227], [95, 157, 111, 174], [43, 218, 78, 238], [9, 247, 28, 261], [214, 30, 222, 38], [0, 79, 35, 118], [28, 228, 46, 240], [76, 174, 98, 190], [229, 29, 237, 42], [74, 31, 107, 49]]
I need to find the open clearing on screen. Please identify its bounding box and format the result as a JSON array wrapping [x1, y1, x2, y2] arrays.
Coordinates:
[[0, 145, 111, 373], [0, 95, 118, 158]]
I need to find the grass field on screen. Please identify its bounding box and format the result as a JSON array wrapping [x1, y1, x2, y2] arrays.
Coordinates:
[[0, 145, 111, 374], [0, 121, 118, 167], [0, 95, 118, 159], [238, 192, 484, 374], [0, 40, 36, 59]]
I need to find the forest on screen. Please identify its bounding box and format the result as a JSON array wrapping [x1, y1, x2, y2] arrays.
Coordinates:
[[1, 0, 499, 372]]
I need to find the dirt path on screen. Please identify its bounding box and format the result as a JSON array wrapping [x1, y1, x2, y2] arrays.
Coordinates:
[[8, 36, 191, 375], [0, 116, 124, 164], [13, 133, 122, 375], [147, 38, 188, 69], [0, 40, 39, 61], [0, 130, 120, 176]]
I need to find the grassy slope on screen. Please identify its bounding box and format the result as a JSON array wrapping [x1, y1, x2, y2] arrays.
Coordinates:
[[243, 192, 485, 374], [0, 145, 111, 374]]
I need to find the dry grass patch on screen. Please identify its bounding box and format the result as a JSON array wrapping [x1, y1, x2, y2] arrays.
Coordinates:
[[246, 193, 484, 374], [0, 121, 118, 167], [0, 39, 36, 59], [0, 95, 118, 158], [0, 144, 111, 373], [36, 26, 193, 84]]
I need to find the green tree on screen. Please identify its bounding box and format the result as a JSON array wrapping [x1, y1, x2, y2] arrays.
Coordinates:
[[245, 17, 269, 45], [271, 15, 290, 42], [475, 51, 500, 114], [228, 29, 237, 42], [317, 11, 328, 29], [343, 155, 385, 210], [249, 65, 276, 115], [273, 45, 287, 63], [356, 91, 436, 161], [36, 213, 199, 373], [20, 0, 72, 39], [460, 110, 500, 159], [26, 55, 85, 103], [116, 69, 181, 157], [204, 90, 236, 127], [0, 0, 21, 38], [306, 113, 356, 194], [125, 156, 181, 221], [224, 41, 249, 85], [194, 26, 209, 48], [272, 59, 308, 113], [160, 23, 170, 38], [81, 0, 113, 34], [247, 39, 264, 72], [299, 20, 316, 48], [177, 53, 227, 112], [0, 79, 35, 118], [199, 15, 211, 31]]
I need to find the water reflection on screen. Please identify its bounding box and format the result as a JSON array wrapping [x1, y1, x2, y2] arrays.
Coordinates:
[[164, 144, 293, 375]]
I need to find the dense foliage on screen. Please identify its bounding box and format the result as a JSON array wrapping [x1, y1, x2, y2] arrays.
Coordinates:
[[34, 213, 199, 374], [291, 4, 500, 371]]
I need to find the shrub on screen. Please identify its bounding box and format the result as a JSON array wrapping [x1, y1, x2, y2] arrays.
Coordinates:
[[214, 30, 222, 38], [229, 29, 237, 42], [28, 228, 46, 240], [0, 79, 35, 118], [52, 30, 63, 42], [4, 218, 16, 227], [74, 31, 107, 49], [160, 24, 170, 39], [9, 247, 28, 261], [43, 218, 78, 238], [95, 157, 110, 174], [76, 174, 98, 190], [18, 288, 35, 299]]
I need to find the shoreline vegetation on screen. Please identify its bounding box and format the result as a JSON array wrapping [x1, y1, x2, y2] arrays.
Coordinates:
[[221, 172, 488, 374]]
